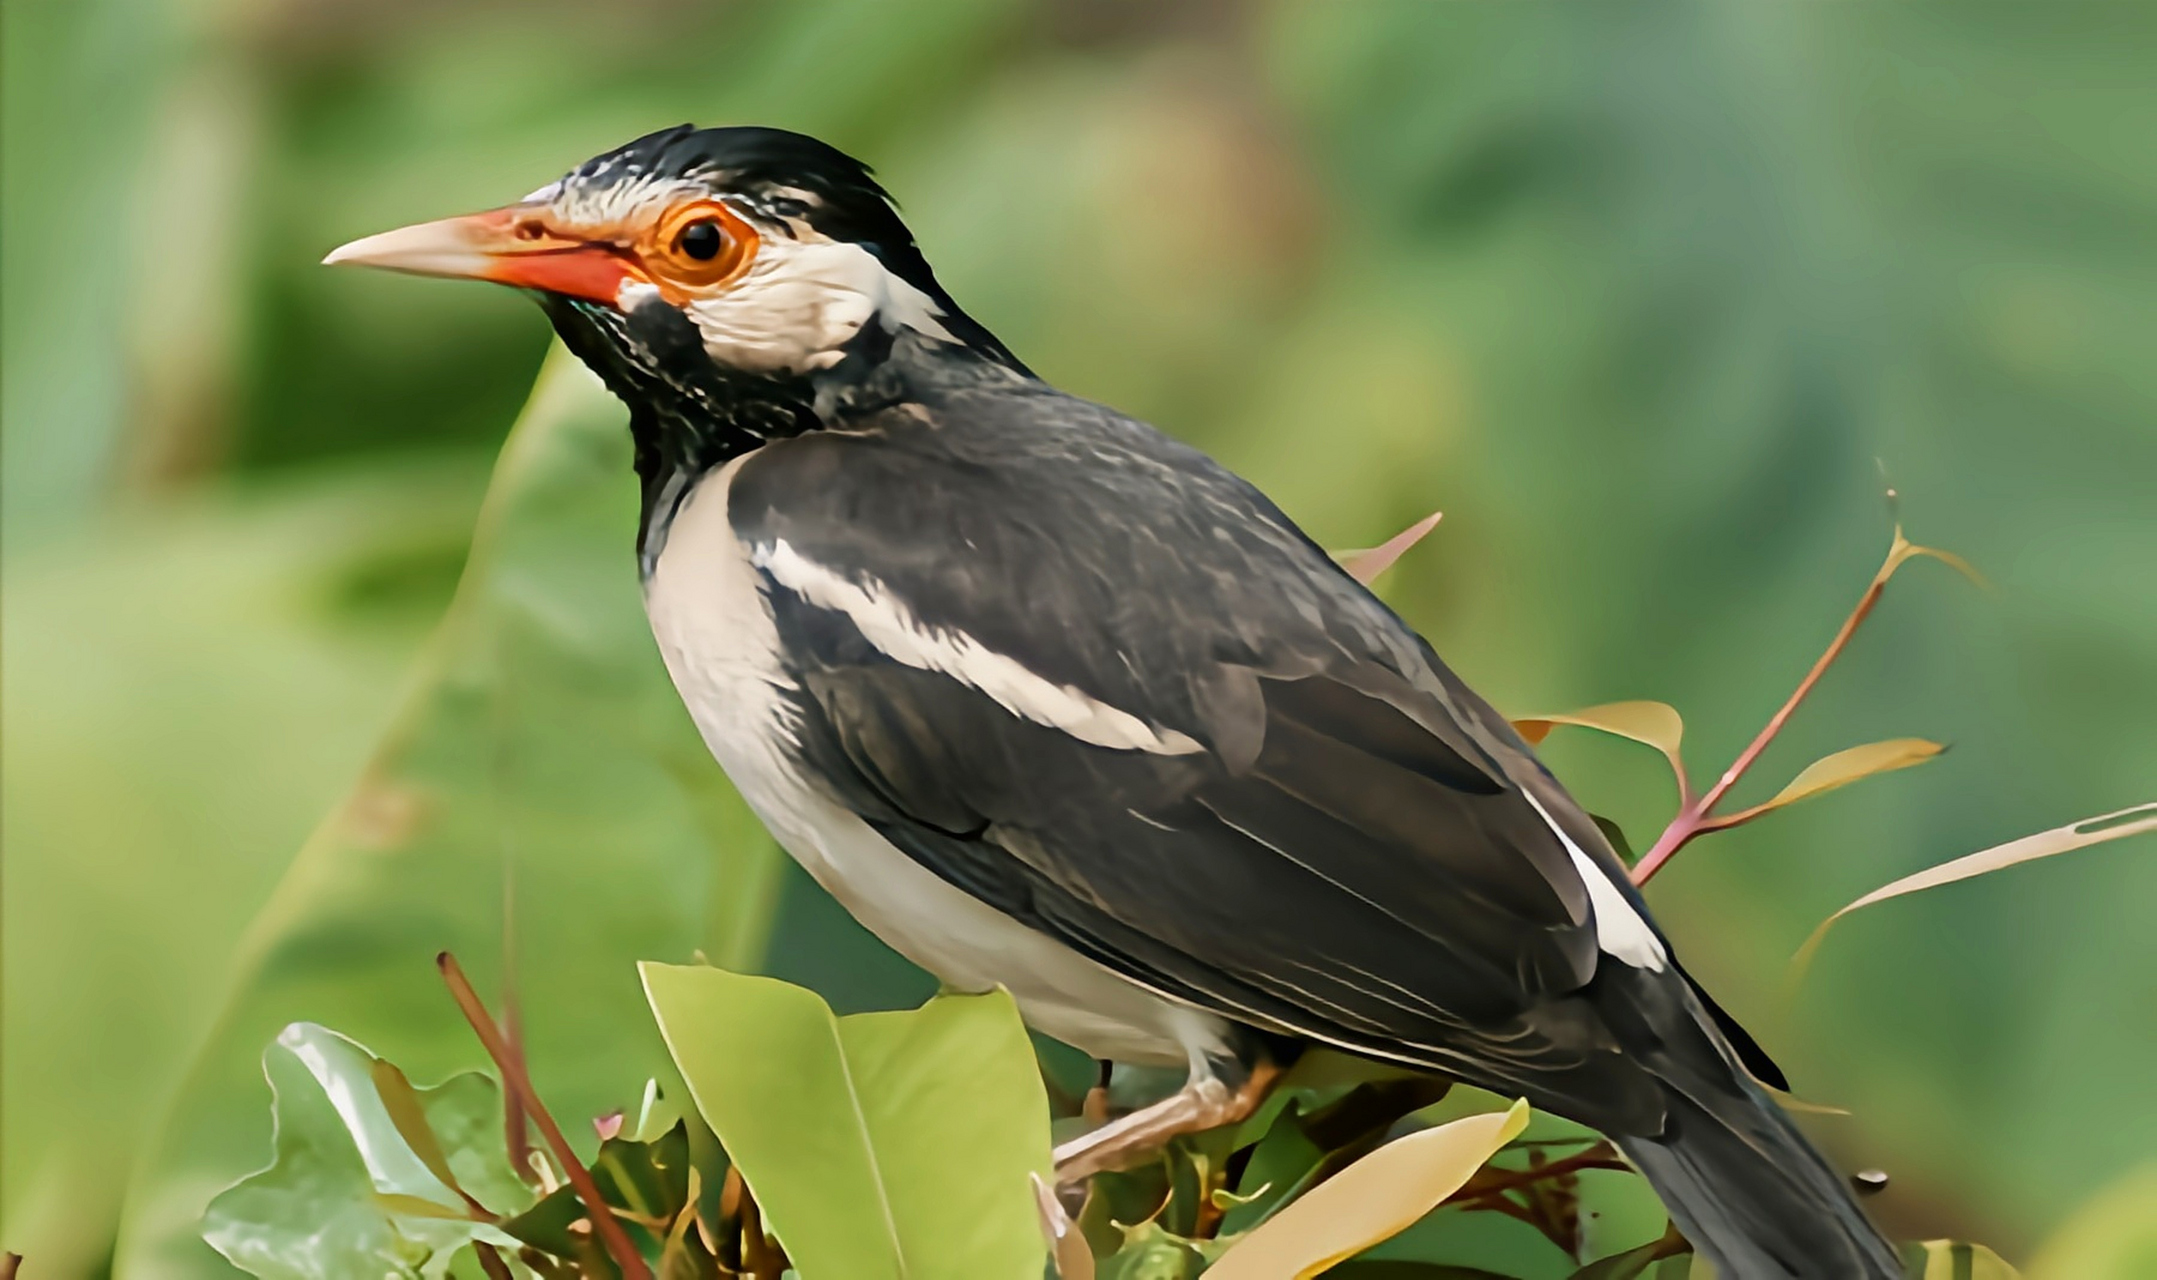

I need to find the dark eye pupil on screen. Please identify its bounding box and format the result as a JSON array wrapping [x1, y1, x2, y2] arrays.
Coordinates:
[[678, 220, 723, 261]]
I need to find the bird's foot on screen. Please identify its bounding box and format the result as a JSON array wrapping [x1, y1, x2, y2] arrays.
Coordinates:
[[1053, 1059, 1282, 1184]]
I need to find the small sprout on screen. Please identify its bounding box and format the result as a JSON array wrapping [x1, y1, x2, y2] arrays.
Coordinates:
[[1854, 1169, 1890, 1196]]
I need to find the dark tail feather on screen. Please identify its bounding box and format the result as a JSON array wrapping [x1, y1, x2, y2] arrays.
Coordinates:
[[1618, 1077, 1902, 1279]]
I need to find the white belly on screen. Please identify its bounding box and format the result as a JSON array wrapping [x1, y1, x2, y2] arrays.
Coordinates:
[[641, 454, 1222, 1068]]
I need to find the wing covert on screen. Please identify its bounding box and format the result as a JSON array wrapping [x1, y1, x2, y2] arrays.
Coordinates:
[[729, 391, 1667, 1117]]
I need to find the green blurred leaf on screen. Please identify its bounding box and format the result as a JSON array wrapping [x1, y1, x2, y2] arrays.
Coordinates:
[[2028, 1163, 2157, 1280], [113, 353, 784, 1277], [3, 458, 481, 1266], [641, 963, 1052, 1280], [1208, 1100, 1530, 1280], [1903, 1240, 2021, 1279], [202, 1023, 531, 1280]]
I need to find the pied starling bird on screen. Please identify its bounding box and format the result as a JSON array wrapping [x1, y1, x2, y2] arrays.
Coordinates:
[[328, 125, 1901, 1277]]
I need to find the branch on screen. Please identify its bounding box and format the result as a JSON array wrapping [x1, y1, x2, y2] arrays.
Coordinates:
[[1630, 526, 1976, 885], [438, 952, 653, 1280]]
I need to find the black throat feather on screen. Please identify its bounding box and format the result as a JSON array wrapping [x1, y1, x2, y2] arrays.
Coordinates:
[[542, 293, 818, 570]]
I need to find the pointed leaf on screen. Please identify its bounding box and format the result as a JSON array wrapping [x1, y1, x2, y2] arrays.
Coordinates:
[[370, 1060, 473, 1210], [1568, 1229, 1690, 1279], [1751, 739, 1945, 815], [1796, 805, 2157, 972], [1207, 1099, 1531, 1280], [1512, 702, 1683, 756], [1034, 1172, 1096, 1280], [1339, 511, 1444, 585], [1513, 702, 1687, 796], [202, 1024, 533, 1280], [641, 962, 1052, 1280]]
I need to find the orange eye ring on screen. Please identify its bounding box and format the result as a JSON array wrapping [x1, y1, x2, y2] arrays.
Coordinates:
[[643, 199, 758, 297]]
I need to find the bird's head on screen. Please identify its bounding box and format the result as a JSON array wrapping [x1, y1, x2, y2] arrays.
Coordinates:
[[326, 125, 1018, 454]]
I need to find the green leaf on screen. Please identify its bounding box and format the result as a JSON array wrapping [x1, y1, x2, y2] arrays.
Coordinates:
[[500, 1116, 724, 1265], [1567, 1230, 1690, 1279], [114, 353, 785, 1277], [202, 1023, 532, 1280], [1219, 1052, 1453, 1236], [1097, 1223, 1209, 1280], [640, 962, 1053, 1280]]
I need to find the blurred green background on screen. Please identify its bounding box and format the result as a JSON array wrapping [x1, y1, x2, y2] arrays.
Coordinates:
[[6, 0, 2155, 1275]]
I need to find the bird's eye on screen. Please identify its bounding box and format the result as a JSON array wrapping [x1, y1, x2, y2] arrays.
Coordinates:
[[644, 200, 757, 297], [677, 219, 724, 261]]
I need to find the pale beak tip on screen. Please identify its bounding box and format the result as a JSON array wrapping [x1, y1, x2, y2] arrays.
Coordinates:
[[321, 231, 390, 268]]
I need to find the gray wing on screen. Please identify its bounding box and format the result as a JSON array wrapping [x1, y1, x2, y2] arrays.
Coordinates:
[[728, 384, 1691, 1123]]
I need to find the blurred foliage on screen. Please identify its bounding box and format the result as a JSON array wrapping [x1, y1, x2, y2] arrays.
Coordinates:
[[108, 358, 781, 1278], [6, 0, 2157, 1275]]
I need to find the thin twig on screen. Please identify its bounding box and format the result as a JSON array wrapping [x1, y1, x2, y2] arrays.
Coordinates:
[[1631, 535, 1903, 886], [438, 952, 652, 1280], [1444, 1142, 1629, 1204], [501, 861, 534, 1182], [472, 1242, 516, 1280]]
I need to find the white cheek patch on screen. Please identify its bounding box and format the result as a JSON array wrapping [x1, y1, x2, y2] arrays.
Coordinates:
[[683, 238, 957, 374], [617, 279, 665, 311], [1521, 791, 1668, 970], [753, 539, 1202, 756]]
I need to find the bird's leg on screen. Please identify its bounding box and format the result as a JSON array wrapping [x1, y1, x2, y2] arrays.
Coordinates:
[[1053, 1053, 1282, 1185]]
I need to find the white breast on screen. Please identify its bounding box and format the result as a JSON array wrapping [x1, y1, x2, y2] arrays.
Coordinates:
[[641, 454, 1223, 1068]]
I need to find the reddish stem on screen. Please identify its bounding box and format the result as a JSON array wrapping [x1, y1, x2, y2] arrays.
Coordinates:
[[438, 952, 652, 1280], [1631, 549, 1894, 886]]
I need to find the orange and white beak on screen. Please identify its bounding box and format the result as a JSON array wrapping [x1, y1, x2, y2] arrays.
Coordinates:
[[322, 205, 649, 307]]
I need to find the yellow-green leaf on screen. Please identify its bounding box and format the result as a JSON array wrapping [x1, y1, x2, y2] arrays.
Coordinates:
[[1205, 1098, 1530, 1280], [641, 962, 1053, 1280], [1796, 805, 2157, 973], [1337, 510, 1443, 585], [1905, 1239, 2021, 1279], [1752, 738, 1945, 814]]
